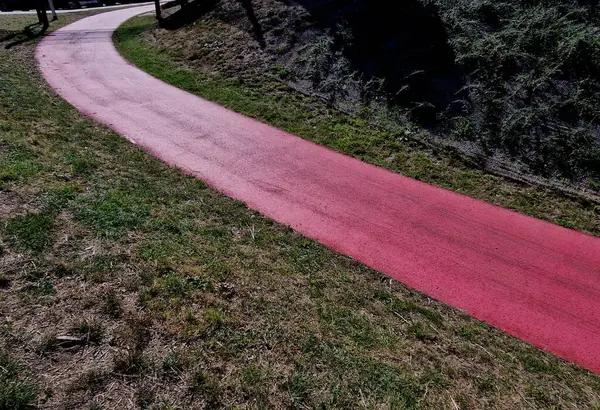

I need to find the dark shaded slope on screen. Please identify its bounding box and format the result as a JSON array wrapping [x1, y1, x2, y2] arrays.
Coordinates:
[[291, 0, 464, 123]]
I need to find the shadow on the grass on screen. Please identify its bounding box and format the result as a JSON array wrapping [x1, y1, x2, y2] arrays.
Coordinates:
[[158, 0, 217, 30], [293, 0, 465, 124], [0, 21, 48, 49]]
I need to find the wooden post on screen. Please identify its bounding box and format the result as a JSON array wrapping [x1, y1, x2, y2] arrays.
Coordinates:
[[36, 0, 49, 30], [154, 0, 161, 20], [48, 0, 57, 21]]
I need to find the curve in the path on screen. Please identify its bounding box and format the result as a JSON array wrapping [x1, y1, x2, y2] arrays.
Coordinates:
[[0, 2, 154, 15], [37, 7, 600, 373]]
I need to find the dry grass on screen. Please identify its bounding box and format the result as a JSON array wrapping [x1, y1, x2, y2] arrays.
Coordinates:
[[1, 10, 600, 410]]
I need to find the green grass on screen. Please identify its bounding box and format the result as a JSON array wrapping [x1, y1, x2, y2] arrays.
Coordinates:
[[4, 213, 54, 253], [0, 351, 36, 410], [0, 143, 42, 185], [1, 10, 600, 410], [113, 16, 600, 238]]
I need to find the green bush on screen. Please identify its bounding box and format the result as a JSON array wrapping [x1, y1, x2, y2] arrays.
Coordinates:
[[437, 0, 600, 181]]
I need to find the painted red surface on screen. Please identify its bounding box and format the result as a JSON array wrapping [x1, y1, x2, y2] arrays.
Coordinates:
[[37, 7, 600, 373]]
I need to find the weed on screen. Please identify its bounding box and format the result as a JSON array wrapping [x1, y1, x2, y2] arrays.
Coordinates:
[[38, 333, 58, 354], [375, 291, 443, 325], [519, 354, 558, 373], [162, 350, 186, 380], [35, 277, 54, 296], [202, 308, 224, 333], [318, 306, 381, 349], [113, 348, 145, 375], [408, 323, 437, 343], [102, 291, 123, 319], [70, 320, 103, 345], [457, 325, 477, 340], [270, 65, 292, 79], [188, 370, 220, 402], [241, 364, 262, 385]]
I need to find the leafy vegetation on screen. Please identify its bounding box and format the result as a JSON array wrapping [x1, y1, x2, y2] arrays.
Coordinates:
[[438, 0, 600, 181]]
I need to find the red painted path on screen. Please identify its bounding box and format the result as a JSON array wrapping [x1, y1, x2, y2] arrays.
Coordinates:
[[37, 7, 600, 373]]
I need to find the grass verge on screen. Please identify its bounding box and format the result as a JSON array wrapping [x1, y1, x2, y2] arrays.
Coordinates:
[[1, 11, 600, 410]]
